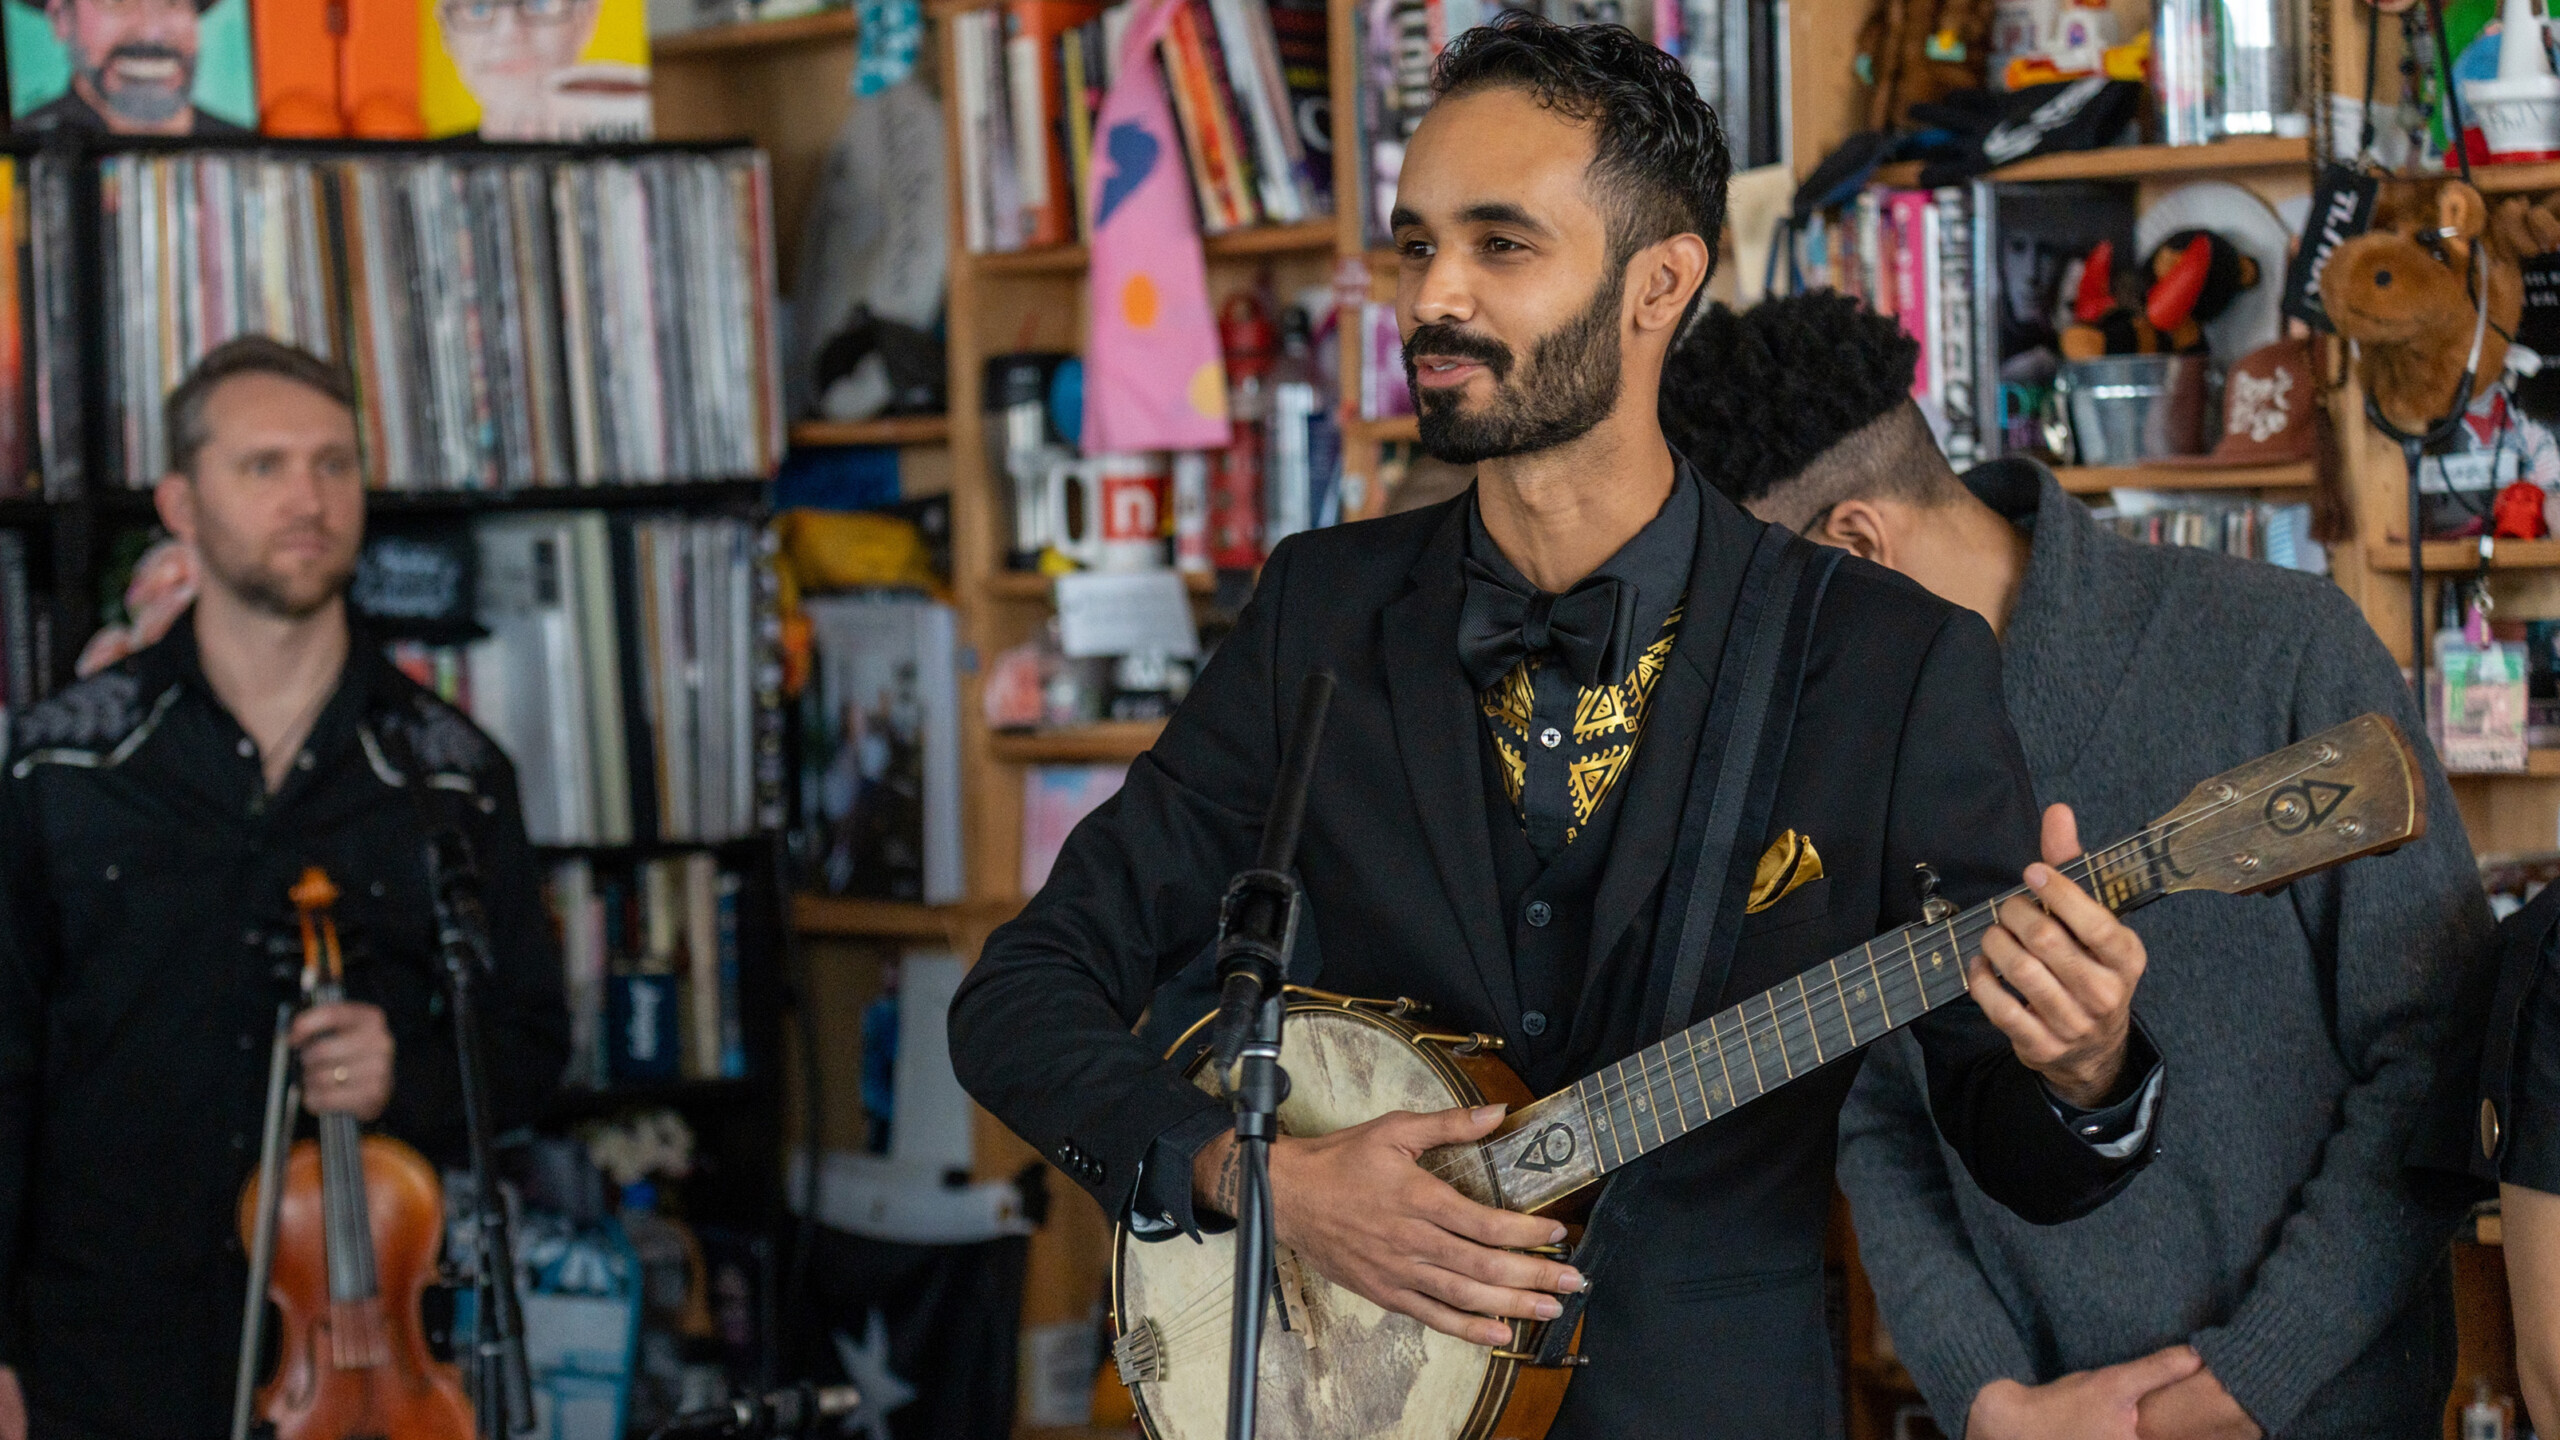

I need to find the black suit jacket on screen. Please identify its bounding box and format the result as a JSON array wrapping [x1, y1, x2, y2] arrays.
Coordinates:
[[950, 478, 2154, 1437]]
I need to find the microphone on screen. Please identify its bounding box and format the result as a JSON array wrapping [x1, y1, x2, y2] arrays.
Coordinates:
[[647, 1383, 864, 1440], [423, 826, 495, 976], [1205, 672, 1336, 1080]]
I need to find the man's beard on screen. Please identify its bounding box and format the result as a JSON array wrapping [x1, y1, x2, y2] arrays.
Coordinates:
[[89, 43, 194, 125], [196, 521, 355, 621], [1405, 269, 1625, 466]]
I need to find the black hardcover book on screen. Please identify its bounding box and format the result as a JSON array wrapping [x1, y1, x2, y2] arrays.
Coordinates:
[[609, 512, 664, 843]]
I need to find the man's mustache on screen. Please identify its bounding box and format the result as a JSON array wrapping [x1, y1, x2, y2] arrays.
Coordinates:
[[1403, 323, 1515, 382], [103, 43, 191, 74]]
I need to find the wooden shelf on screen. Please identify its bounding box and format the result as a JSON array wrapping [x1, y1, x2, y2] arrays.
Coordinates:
[[2450, 751, 2560, 780], [789, 414, 951, 448], [792, 894, 966, 938], [2055, 461, 2316, 494], [1871, 136, 2311, 189], [989, 719, 1166, 761], [971, 219, 1337, 275], [2365, 539, 2560, 571], [650, 7, 857, 57], [983, 568, 1217, 600], [2472, 163, 2560, 195]]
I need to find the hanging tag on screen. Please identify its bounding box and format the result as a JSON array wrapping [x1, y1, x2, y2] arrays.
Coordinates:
[[2282, 164, 2382, 333]]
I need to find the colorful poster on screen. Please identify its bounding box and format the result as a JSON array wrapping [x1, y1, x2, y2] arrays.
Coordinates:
[[1081, 0, 1230, 453], [420, 0, 650, 140], [4, 0, 257, 133]]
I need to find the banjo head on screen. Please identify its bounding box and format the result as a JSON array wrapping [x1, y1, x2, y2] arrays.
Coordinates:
[[1112, 1003, 1520, 1440]]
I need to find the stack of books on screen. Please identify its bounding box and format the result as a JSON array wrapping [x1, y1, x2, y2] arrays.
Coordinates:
[[548, 851, 750, 1090], [385, 512, 780, 848], [94, 148, 782, 491], [953, 0, 1332, 252]]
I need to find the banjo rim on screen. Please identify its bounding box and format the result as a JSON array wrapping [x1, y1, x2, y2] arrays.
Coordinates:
[[1110, 990, 1534, 1440]]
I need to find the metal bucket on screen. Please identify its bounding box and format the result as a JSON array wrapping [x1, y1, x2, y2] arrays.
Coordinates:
[[2059, 355, 2215, 464]]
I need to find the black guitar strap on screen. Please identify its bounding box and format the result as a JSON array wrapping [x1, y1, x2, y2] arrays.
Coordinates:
[[1647, 526, 1841, 1041], [1529, 523, 1840, 1369]]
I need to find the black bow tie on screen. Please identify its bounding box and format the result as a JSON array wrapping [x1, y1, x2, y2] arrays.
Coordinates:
[[1457, 559, 1637, 692]]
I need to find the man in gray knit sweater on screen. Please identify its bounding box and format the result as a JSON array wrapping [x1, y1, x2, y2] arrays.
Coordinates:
[[1663, 294, 2494, 1440]]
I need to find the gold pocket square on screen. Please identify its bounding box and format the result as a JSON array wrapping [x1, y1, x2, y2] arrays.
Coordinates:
[[1747, 830, 1824, 914]]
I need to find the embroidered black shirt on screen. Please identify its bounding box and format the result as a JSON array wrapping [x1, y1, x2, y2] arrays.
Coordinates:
[[0, 615, 566, 1438], [1467, 475, 1699, 860]]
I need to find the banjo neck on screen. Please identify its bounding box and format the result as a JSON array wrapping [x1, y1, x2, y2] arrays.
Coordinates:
[[1457, 713, 2423, 1215]]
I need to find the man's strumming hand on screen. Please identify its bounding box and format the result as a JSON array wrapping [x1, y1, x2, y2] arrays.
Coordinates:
[[1968, 1346, 2203, 1440], [1972, 803, 2148, 1109], [2136, 1362, 2263, 1440], [0, 1363, 23, 1440], [1190, 1105, 1582, 1347], [293, 1001, 395, 1123]]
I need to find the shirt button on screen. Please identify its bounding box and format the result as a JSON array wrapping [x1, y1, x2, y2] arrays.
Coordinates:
[[236, 738, 255, 759], [1525, 900, 1553, 928], [230, 1133, 249, 1152], [370, 881, 387, 898], [102, 864, 118, 881], [1540, 726, 1563, 749], [1523, 1010, 1549, 1037], [296, 752, 314, 771], [242, 928, 261, 947], [238, 1033, 255, 1051]]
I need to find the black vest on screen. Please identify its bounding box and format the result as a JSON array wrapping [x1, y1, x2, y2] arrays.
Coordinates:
[[1481, 721, 1638, 1096]]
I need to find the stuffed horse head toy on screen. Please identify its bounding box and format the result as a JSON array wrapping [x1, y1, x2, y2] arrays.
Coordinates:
[[2321, 180, 2522, 434]]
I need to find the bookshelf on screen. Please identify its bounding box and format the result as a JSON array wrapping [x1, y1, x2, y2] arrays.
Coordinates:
[[653, 0, 2536, 1432]]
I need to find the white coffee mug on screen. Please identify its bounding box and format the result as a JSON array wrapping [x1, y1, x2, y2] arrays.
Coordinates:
[[1044, 453, 1169, 571]]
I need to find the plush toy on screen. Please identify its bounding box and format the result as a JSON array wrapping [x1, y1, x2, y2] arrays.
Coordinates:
[[2059, 230, 2262, 360], [2319, 179, 2524, 434], [2058, 240, 2153, 359], [2142, 229, 2262, 354], [1856, 0, 1997, 131]]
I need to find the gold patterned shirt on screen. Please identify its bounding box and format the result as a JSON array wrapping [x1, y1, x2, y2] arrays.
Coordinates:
[[1466, 474, 1697, 861]]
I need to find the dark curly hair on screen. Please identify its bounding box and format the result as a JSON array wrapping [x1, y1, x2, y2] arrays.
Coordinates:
[[1660, 291, 1940, 510], [1432, 13, 1732, 273]]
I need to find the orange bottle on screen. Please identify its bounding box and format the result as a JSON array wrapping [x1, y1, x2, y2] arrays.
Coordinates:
[[341, 0, 424, 138], [253, 0, 342, 136]]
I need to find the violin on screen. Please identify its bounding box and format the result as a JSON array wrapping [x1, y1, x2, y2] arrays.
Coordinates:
[[236, 867, 473, 1440]]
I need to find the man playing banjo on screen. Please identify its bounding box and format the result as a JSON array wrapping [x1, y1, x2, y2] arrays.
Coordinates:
[[949, 18, 2164, 1435]]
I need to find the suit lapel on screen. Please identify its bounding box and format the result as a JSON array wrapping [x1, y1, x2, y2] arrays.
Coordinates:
[[1586, 486, 1761, 987], [1381, 501, 1517, 1023]]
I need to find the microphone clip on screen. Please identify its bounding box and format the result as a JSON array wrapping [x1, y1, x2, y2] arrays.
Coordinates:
[[1206, 867, 1301, 1089]]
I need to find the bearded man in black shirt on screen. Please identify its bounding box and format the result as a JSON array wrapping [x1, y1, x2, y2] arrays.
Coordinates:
[[0, 337, 566, 1440]]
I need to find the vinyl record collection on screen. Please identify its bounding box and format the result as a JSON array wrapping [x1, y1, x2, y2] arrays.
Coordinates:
[[96, 147, 782, 491], [386, 512, 781, 849], [952, 0, 1333, 252]]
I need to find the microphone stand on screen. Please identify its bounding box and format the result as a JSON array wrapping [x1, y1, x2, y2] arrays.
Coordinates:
[[427, 832, 537, 1437], [1204, 673, 1335, 1440]]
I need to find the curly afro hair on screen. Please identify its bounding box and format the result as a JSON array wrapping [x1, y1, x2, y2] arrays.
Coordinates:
[[1432, 13, 1732, 272], [1660, 291, 1920, 506]]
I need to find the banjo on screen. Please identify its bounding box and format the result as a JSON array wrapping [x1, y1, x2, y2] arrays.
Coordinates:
[[1111, 712, 2427, 1440]]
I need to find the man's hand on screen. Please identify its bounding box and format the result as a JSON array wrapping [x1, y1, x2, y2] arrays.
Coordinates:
[[2136, 1364, 2263, 1440], [0, 1363, 23, 1440], [1194, 1104, 1583, 1347], [293, 1002, 394, 1122], [1968, 1347, 2203, 1440], [1971, 803, 2147, 1108]]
